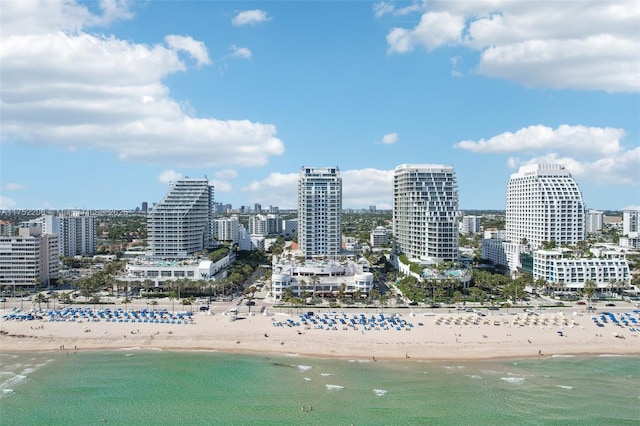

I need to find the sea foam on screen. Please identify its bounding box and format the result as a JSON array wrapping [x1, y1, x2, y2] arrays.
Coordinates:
[[501, 377, 525, 384]]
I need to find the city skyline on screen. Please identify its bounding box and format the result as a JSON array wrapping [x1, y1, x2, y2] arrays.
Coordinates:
[[1, 1, 639, 211]]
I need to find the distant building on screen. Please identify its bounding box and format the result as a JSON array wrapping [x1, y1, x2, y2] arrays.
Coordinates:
[[0, 226, 59, 287], [370, 226, 389, 248], [393, 164, 459, 263], [460, 215, 480, 235], [147, 178, 214, 258], [214, 216, 240, 243], [249, 214, 281, 236], [586, 209, 604, 234], [141, 202, 148, 213], [298, 166, 342, 259], [483, 229, 506, 240], [623, 209, 640, 235], [0, 220, 18, 236], [281, 219, 298, 239], [23, 213, 96, 257]]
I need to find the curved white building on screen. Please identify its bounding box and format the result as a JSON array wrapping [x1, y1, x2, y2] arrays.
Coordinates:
[[147, 178, 214, 258], [506, 164, 586, 249], [393, 164, 459, 263]]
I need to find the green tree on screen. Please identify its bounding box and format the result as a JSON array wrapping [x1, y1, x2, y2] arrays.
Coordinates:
[[583, 280, 598, 306], [34, 293, 46, 311]]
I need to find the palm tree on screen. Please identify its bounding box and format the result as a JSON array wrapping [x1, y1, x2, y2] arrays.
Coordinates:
[[50, 292, 59, 311], [90, 295, 101, 311], [34, 293, 46, 311], [583, 280, 597, 307], [310, 274, 320, 298]]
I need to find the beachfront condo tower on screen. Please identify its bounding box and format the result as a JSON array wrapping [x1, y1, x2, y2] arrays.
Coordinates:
[[147, 178, 214, 259], [298, 166, 342, 259], [393, 164, 459, 264], [506, 163, 586, 250]]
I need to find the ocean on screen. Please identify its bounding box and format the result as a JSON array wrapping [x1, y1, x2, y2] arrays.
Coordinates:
[[1, 351, 638, 425]]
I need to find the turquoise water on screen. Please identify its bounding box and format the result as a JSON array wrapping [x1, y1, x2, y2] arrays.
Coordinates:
[[1, 351, 638, 425]]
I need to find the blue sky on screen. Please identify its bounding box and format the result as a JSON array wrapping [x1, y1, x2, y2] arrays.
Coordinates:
[[1, 0, 639, 211]]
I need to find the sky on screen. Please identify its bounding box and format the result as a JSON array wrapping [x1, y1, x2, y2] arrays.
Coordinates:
[[1, 0, 639, 212]]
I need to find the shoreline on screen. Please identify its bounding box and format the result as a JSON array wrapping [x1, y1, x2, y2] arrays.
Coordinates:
[[2, 304, 639, 361]]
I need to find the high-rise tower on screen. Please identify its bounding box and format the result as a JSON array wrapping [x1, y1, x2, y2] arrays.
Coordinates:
[[506, 164, 586, 249], [147, 178, 214, 258], [298, 167, 342, 259], [393, 164, 459, 263]]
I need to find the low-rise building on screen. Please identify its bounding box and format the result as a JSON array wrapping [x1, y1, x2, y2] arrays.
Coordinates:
[[533, 247, 631, 293], [120, 252, 234, 288], [0, 226, 59, 287], [270, 257, 373, 301], [369, 226, 389, 248]]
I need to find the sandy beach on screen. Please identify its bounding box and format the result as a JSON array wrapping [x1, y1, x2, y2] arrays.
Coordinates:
[[1, 298, 639, 361]]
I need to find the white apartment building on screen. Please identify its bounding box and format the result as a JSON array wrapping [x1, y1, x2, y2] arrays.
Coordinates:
[[506, 164, 586, 250], [501, 163, 586, 272], [270, 258, 373, 301], [481, 238, 509, 269], [23, 213, 96, 257], [586, 209, 604, 234], [483, 229, 506, 240], [460, 215, 480, 235], [281, 219, 298, 239], [248, 214, 281, 236], [393, 164, 459, 263], [370, 226, 389, 248], [147, 178, 214, 258], [533, 247, 630, 292], [623, 209, 639, 236], [298, 166, 342, 259], [213, 216, 240, 243], [0, 227, 59, 287]]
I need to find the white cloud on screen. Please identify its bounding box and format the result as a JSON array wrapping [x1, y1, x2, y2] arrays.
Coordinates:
[[459, 124, 639, 188], [507, 148, 640, 187], [214, 169, 238, 179], [0, 1, 285, 169], [342, 169, 394, 209], [383, 0, 640, 92], [373, 1, 426, 18], [157, 170, 183, 183], [455, 125, 626, 158], [212, 180, 233, 193], [0, 196, 17, 209], [243, 169, 394, 209], [229, 45, 253, 60], [232, 9, 271, 27], [165, 35, 212, 66], [380, 132, 398, 145], [0, 0, 133, 36], [5, 183, 26, 191]]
